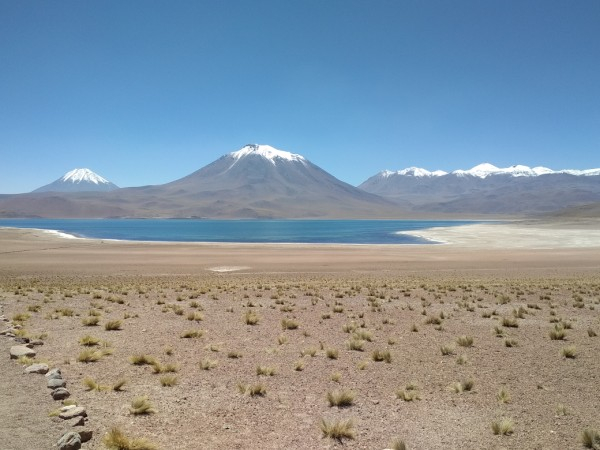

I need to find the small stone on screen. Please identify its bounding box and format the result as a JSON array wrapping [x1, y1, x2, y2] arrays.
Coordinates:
[[47, 378, 67, 389], [52, 388, 70, 400], [57, 431, 81, 450], [46, 368, 62, 379], [79, 430, 93, 442], [24, 363, 49, 374], [61, 405, 77, 412], [0, 328, 14, 335], [13, 337, 30, 344], [9, 345, 36, 359], [59, 406, 86, 420], [29, 339, 44, 346]]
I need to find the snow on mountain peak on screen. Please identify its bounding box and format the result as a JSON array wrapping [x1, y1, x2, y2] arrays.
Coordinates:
[[61, 168, 110, 185], [380, 167, 447, 178], [231, 144, 305, 165]]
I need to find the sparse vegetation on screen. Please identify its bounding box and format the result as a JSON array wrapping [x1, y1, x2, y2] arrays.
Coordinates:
[[102, 427, 158, 450], [491, 418, 514, 435], [129, 396, 155, 415], [320, 418, 355, 441], [326, 389, 355, 407]]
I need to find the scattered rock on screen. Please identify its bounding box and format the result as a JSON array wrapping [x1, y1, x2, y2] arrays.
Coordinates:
[[67, 416, 86, 427], [57, 431, 81, 450], [46, 368, 62, 379], [59, 406, 86, 420], [9, 345, 36, 359], [61, 405, 77, 412], [29, 339, 44, 346], [47, 377, 67, 389], [51, 387, 71, 400], [25, 363, 49, 374], [14, 337, 30, 344], [79, 429, 93, 443], [0, 328, 14, 335]]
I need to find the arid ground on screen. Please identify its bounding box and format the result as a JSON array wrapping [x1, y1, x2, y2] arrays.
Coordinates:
[[1, 221, 600, 450]]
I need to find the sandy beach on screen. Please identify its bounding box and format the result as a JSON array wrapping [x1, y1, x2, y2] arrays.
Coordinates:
[[1, 221, 600, 450]]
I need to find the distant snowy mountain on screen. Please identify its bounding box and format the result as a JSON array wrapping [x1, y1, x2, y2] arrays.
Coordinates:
[[33, 168, 119, 193], [359, 163, 600, 214]]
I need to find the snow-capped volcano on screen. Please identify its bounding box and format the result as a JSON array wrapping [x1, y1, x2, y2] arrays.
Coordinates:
[[230, 144, 306, 165], [33, 168, 119, 193]]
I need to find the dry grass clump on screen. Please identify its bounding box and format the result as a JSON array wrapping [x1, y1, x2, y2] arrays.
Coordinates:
[[129, 354, 157, 366], [440, 344, 456, 356], [456, 335, 474, 347], [243, 310, 260, 325], [256, 365, 276, 376], [347, 338, 365, 351], [326, 389, 355, 407], [199, 358, 218, 370], [561, 345, 577, 358], [129, 396, 155, 415], [581, 428, 600, 448], [504, 338, 518, 348], [326, 348, 339, 359], [159, 375, 178, 387], [451, 379, 475, 393], [371, 349, 392, 363], [79, 335, 101, 346], [180, 329, 204, 338], [238, 382, 266, 397], [491, 418, 514, 435], [113, 379, 127, 391], [81, 316, 100, 326], [549, 324, 567, 340], [281, 318, 299, 330], [588, 328, 598, 337], [102, 426, 158, 450], [396, 385, 421, 402], [186, 311, 204, 322], [77, 348, 110, 363], [388, 438, 407, 450], [83, 376, 107, 391], [501, 317, 518, 328], [104, 320, 122, 331], [353, 329, 373, 342], [320, 418, 355, 442], [497, 387, 511, 403]]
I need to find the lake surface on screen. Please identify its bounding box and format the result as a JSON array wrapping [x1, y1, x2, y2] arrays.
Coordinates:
[[0, 219, 476, 244]]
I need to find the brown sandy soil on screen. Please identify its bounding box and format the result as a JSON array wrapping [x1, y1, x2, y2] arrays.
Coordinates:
[[1, 225, 600, 449]]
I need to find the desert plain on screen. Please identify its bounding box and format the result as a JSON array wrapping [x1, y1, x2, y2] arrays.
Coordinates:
[[1, 219, 600, 450]]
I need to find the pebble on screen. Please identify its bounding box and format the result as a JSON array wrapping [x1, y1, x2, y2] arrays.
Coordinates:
[[46, 368, 62, 379], [9, 345, 36, 359], [24, 363, 49, 374], [57, 431, 81, 450]]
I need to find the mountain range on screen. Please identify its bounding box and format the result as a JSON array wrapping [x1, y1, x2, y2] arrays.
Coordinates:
[[0, 145, 598, 218]]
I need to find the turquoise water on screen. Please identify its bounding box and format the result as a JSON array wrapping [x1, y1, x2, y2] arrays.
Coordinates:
[[0, 219, 475, 244]]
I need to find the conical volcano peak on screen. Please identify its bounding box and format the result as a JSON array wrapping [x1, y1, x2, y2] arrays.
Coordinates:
[[230, 144, 306, 164], [61, 168, 110, 184]]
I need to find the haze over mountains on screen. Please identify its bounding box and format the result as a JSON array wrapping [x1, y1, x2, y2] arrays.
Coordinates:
[[0, 145, 598, 218]]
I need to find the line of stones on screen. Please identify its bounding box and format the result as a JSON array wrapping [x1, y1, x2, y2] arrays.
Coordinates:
[[1, 306, 93, 450]]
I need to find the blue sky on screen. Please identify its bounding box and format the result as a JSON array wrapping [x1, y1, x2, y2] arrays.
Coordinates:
[[1, 0, 599, 193]]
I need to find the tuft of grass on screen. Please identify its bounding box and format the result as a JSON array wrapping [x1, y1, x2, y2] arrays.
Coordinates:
[[347, 338, 365, 351], [129, 354, 157, 366], [556, 404, 569, 416], [497, 387, 511, 403], [199, 358, 218, 370], [112, 379, 127, 391], [129, 396, 155, 415], [102, 427, 158, 450], [326, 348, 339, 360], [501, 317, 518, 328], [491, 418, 514, 435], [294, 360, 304, 371], [320, 418, 355, 442], [77, 349, 103, 363], [330, 372, 341, 382], [83, 376, 107, 391], [180, 329, 203, 338], [371, 349, 392, 363], [79, 335, 101, 346], [238, 382, 266, 397], [326, 389, 355, 407], [581, 428, 600, 448], [277, 334, 288, 345], [159, 375, 178, 387], [104, 320, 122, 331], [256, 365, 276, 376], [353, 330, 373, 342], [587, 328, 597, 337], [549, 324, 567, 340], [301, 347, 318, 357], [504, 338, 519, 348], [456, 354, 468, 365], [243, 310, 260, 325], [281, 318, 299, 330], [227, 350, 242, 359], [388, 438, 407, 450], [81, 316, 100, 326], [440, 344, 456, 356], [561, 345, 577, 358], [456, 335, 474, 347], [451, 379, 475, 393], [186, 311, 204, 322], [396, 389, 421, 402]]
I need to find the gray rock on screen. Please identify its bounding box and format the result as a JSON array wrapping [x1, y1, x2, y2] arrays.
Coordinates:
[[59, 406, 86, 420], [47, 377, 66, 389], [9, 345, 36, 359], [29, 339, 44, 346], [57, 431, 81, 450], [46, 368, 62, 379], [51, 387, 70, 400], [13, 337, 30, 344], [79, 430, 93, 443], [24, 363, 49, 374], [0, 328, 14, 335], [67, 416, 86, 427]]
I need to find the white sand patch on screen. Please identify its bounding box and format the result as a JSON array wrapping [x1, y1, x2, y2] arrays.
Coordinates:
[[400, 222, 600, 249], [207, 266, 250, 272]]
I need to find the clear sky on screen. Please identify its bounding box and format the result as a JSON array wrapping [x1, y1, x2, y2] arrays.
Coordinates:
[[1, 0, 599, 193]]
